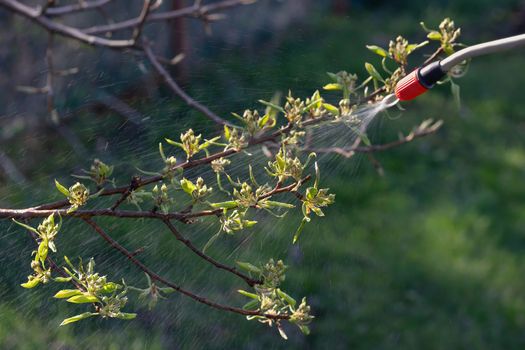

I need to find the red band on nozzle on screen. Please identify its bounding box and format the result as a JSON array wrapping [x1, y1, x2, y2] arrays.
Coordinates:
[[395, 69, 428, 101]]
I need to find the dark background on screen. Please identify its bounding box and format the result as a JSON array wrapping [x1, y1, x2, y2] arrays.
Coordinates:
[[1, 0, 525, 348]]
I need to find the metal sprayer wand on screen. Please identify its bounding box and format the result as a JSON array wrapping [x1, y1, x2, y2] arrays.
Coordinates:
[[395, 33, 525, 101]]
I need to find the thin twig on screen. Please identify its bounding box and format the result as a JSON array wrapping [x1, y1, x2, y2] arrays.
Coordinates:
[[132, 0, 152, 41], [45, 0, 111, 16], [143, 42, 230, 126], [162, 219, 262, 286]]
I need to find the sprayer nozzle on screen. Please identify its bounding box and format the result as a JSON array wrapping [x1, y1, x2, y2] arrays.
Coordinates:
[[395, 69, 428, 101], [394, 61, 447, 101]]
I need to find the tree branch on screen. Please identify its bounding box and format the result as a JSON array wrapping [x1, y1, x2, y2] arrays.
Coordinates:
[[83, 218, 288, 319], [83, 0, 255, 35], [306, 119, 443, 158], [0, 0, 135, 48]]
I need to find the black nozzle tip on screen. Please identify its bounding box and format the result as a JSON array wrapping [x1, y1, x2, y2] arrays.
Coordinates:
[[417, 61, 446, 89]]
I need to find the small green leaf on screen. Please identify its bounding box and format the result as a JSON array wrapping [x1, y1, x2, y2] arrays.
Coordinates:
[[366, 45, 388, 57], [55, 179, 70, 197], [199, 136, 221, 150], [322, 103, 339, 115], [54, 289, 83, 299], [407, 41, 429, 54], [322, 83, 343, 91], [116, 313, 137, 320], [209, 201, 238, 209], [258, 99, 285, 113], [242, 299, 260, 310], [223, 125, 231, 140], [237, 289, 259, 299], [299, 325, 311, 335], [164, 138, 183, 148], [59, 312, 98, 326], [180, 178, 196, 195], [263, 200, 295, 209], [37, 240, 48, 263], [278, 325, 288, 340], [102, 282, 121, 294], [277, 289, 296, 307], [158, 142, 166, 161], [293, 218, 308, 244], [236, 261, 262, 274], [450, 80, 461, 110], [21, 278, 41, 289], [54, 276, 72, 283], [66, 294, 99, 304], [11, 219, 39, 235], [427, 31, 442, 40], [364, 62, 383, 82]]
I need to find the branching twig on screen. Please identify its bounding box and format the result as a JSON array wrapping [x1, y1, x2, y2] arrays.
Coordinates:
[[83, 0, 254, 35], [306, 119, 443, 158], [83, 218, 288, 319], [0, 0, 135, 48]]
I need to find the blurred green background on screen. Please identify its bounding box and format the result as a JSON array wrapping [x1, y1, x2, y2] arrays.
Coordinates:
[[1, 0, 525, 348]]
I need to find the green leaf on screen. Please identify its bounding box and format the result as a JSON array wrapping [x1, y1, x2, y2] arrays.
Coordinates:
[[427, 31, 442, 40], [236, 261, 262, 274], [293, 218, 308, 244], [278, 325, 288, 340], [263, 200, 295, 209], [407, 41, 429, 54], [366, 45, 388, 57], [306, 187, 318, 200], [322, 103, 339, 115], [199, 136, 221, 150], [102, 282, 121, 294], [116, 313, 137, 320], [258, 99, 285, 113], [242, 299, 260, 310], [299, 325, 311, 335], [237, 289, 259, 299], [11, 219, 40, 235], [55, 179, 70, 197], [164, 138, 183, 148], [21, 278, 41, 289], [364, 62, 383, 82], [244, 220, 257, 228], [54, 276, 72, 283], [158, 142, 166, 162], [322, 83, 343, 91], [450, 80, 461, 110], [209, 201, 238, 209], [258, 113, 270, 128], [54, 289, 83, 299], [37, 240, 48, 263], [59, 312, 98, 326], [326, 72, 339, 82], [66, 294, 99, 304], [180, 178, 196, 195], [223, 125, 231, 140], [277, 289, 296, 307]]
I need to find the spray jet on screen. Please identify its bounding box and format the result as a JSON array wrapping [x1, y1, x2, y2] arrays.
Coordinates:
[[395, 33, 525, 101]]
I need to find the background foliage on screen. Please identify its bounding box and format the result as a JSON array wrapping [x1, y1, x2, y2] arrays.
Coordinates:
[[1, 0, 525, 348]]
